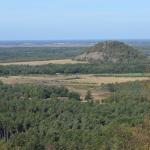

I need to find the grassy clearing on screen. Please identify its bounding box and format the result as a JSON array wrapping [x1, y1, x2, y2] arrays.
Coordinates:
[[0, 74, 148, 85], [0, 59, 87, 66], [94, 73, 150, 77], [0, 74, 149, 101]]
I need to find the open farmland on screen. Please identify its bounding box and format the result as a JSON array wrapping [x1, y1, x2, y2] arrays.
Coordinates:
[[0, 74, 149, 101]]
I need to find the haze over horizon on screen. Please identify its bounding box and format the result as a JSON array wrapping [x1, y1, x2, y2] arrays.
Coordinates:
[[0, 0, 150, 40]]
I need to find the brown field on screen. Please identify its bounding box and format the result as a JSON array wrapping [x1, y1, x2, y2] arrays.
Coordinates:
[[0, 74, 149, 101], [0, 59, 87, 66]]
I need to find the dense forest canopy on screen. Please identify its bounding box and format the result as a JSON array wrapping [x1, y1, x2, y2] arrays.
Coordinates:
[[0, 62, 150, 76], [0, 80, 150, 149]]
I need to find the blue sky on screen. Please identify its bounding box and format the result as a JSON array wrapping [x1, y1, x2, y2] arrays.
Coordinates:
[[0, 0, 150, 40]]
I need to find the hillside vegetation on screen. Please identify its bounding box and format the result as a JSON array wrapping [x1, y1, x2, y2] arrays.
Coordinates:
[[75, 41, 147, 63]]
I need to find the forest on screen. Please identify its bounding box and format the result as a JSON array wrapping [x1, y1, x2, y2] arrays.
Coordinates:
[[0, 47, 84, 63], [0, 61, 150, 76], [0, 41, 150, 150], [1, 0, 150, 149], [0, 80, 150, 149]]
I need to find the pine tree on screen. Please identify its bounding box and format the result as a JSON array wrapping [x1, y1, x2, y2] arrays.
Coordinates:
[[85, 90, 93, 101]]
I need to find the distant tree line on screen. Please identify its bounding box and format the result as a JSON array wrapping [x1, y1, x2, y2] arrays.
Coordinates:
[[0, 62, 150, 76], [0, 47, 84, 63]]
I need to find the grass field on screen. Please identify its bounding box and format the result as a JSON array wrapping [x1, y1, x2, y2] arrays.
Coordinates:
[[0, 74, 149, 101], [0, 59, 87, 66], [94, 73, 150, 77]]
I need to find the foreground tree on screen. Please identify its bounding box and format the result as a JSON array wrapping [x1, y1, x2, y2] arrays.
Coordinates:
[[85, 90, 93, 102]]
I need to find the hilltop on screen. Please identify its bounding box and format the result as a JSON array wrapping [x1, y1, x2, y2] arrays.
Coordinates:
[[74, 41, 146, 63]]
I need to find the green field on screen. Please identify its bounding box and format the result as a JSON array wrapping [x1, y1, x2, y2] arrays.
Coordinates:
[[94, 73, 150, 77]]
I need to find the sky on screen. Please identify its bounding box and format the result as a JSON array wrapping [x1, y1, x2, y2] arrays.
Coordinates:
[[0, 0, 150, 40]]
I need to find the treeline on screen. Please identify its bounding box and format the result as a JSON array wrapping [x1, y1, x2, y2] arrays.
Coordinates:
[[0, 81, 150, 149], [0, 62, 150, 76]]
